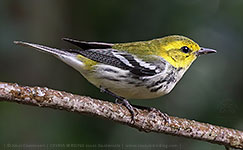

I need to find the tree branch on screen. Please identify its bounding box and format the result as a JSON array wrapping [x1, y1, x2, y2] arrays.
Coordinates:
[[0, 81, 242, 149]]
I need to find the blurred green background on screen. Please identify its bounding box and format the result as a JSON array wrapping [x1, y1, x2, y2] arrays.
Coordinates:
[[0, 0, 242, 150]]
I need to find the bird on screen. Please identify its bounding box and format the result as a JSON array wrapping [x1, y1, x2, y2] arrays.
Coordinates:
[[14, 35, 216, 121]]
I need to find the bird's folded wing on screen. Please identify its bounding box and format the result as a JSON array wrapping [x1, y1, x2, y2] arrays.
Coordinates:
[[73, 48, 162, 77]]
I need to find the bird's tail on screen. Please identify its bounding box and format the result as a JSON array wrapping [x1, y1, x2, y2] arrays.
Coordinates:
[[14, 41, 85, 71], [14, 41, 73, 57]]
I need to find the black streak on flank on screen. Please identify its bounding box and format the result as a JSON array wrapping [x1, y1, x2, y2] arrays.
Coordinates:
[[150, 85, 164, 92], [166, 76, 176, 84], [147, 71, 174, 89], [104, 68, 118, 73], [126, 81, 143, 87], [102, 77, 120, 82], [118, 75, 127, 78], [147, 79, 167, 89]]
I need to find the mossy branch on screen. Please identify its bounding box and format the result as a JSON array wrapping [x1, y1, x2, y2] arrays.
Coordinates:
[[0, 81, 242, 149]]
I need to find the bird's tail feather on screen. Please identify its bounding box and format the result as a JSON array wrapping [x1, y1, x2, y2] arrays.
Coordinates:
[[14, 41, 73, 57], [14, 41, 85, 71]]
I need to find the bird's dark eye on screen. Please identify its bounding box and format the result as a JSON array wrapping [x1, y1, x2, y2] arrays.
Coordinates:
[[181, 46, 191, 53]]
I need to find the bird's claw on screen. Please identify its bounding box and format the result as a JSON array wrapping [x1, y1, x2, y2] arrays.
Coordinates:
[[115, 99, 135, 123]]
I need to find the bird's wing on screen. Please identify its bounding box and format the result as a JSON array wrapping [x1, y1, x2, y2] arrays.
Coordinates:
[[62, 38, 114, 50], [71, 48, 163, 76], [62, 38, 165, 76]]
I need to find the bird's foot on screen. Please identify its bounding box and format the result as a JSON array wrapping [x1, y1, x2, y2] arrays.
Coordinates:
[[115, 98, 135, 122], [100, 87, 135, 123]]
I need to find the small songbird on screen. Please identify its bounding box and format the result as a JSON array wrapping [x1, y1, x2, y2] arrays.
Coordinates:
[[14, 35, 216, 121]]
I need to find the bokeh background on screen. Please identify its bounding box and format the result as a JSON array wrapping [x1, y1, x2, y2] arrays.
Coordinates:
[[0, 0, 242, 150]]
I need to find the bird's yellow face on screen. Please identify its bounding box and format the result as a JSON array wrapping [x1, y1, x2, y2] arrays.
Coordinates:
[[158, 35, 201, 69]]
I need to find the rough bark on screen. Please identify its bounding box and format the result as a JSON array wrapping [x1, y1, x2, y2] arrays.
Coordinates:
[[0, 81, 242, 149]]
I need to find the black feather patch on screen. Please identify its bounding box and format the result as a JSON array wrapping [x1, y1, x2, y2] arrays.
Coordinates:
[[62, 38, 113, 50], [119, 54, 157, 76], [75, 49, 158, 77]]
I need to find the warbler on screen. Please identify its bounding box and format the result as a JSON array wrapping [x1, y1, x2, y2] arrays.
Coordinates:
[[14, 35, 216, 120]]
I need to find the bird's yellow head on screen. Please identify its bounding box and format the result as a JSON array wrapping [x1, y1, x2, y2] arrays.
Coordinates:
[[157, 35, 216, 69]]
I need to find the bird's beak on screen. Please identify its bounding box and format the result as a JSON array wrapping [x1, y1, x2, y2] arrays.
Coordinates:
[[195, 47, 217, 56]]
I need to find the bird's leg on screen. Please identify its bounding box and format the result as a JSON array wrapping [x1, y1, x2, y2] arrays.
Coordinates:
[[100, 87, 135, 122], [100, 87, 170, 124]]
